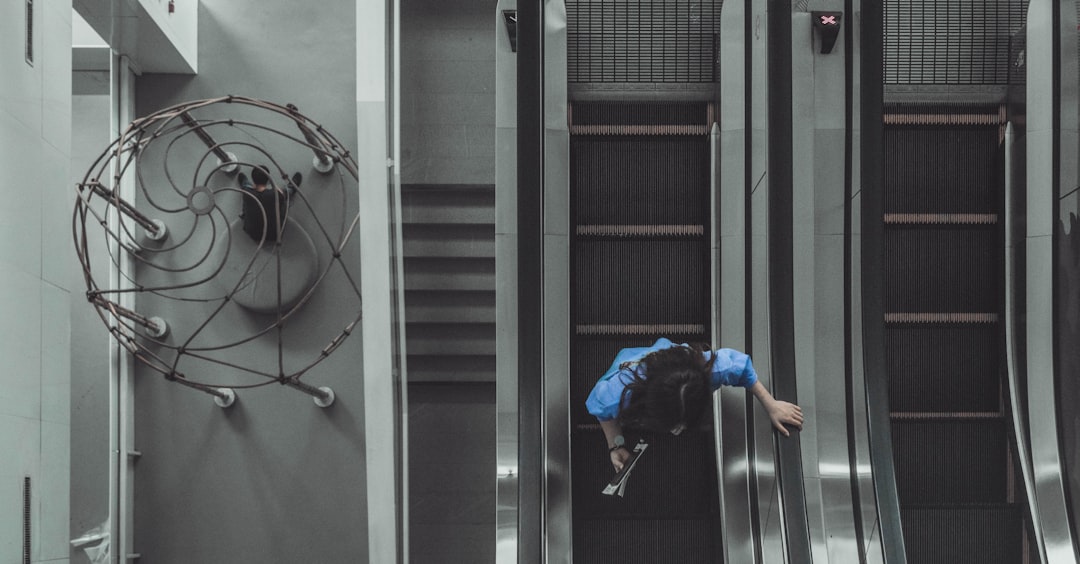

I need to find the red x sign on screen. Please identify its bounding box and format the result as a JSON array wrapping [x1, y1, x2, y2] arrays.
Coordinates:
[[811, 11, 843, 53]]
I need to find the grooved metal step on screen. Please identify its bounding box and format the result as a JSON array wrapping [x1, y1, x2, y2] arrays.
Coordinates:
[[575, 517, 723, 563], [899, 504, 1023, 564], [890, 383, 1009, 506]]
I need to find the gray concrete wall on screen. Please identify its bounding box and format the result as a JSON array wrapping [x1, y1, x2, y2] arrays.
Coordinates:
[[130, 1, 367, 562], [0, 1, 72, 563], [401, 0, 496, 184]]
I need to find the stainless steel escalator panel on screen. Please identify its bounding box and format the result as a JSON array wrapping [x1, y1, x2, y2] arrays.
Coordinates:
[[546, 2, 573, 562], [494, 0, 519, 559], [1025, 1, 1080, 560], [1005, 120, 1051, 563]]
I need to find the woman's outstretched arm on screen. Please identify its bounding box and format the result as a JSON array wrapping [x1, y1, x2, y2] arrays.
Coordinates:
[[750, 381, 804, 437]]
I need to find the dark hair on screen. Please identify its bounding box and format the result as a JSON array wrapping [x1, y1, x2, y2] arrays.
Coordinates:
[[616, 343, 717, 433], [251, 165, 271, 186]]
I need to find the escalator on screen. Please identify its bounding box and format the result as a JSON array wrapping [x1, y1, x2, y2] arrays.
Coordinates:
[[569, 101, 721, 562], [883, 107, 1036, 563]]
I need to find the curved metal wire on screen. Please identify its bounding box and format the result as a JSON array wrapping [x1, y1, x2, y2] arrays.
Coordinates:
[[73, 96, 364, 392]]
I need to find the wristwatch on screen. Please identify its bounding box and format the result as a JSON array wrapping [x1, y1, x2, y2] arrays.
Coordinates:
[[608, 434, 626, 452]]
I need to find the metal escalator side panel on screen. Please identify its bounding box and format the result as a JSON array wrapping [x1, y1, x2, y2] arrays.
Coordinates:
[[494, 0, 520, 559], [545, 2, 572, 561], [858, 0, 908, 561], [1026, 1, 1080, 561], [1005, 120, 1051, 564]]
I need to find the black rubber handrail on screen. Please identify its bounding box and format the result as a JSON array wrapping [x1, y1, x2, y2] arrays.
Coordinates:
[[767, 1, 813, 561], [517, 0, 545, 561], [859, 0, 908, 561]]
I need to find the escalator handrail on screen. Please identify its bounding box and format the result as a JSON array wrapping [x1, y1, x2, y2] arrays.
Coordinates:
[[859, 0, 908, 560], [767, 1, 813, 560]]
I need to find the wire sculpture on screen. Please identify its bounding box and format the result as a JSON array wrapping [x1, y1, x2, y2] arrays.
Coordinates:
[[73, 96, 364, 407]]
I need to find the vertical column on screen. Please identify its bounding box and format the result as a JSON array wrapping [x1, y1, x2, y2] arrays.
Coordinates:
[[109, 54, 138, 564], [357, 1, 408, 562]]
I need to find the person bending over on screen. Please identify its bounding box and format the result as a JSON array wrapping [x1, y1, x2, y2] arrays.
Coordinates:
[[237, 165, 302, 244], [586, 337, 803, 471]]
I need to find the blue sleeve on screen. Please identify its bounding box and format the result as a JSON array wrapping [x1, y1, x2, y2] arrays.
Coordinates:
[[585, 368, 634, 421], [707, 349, 758, 390], [585, 338, 676, 421]]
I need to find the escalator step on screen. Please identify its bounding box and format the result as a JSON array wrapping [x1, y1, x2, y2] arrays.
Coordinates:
[[575, 517, 722, 564], [572, 430, 720, 519], [885, 324, 1001, 413], [571, 136, 710, 227], [573, 240, 709, 328], [571, 335, 712, 426], [884, 227, 1000, 313], [891, 418, 1008, 504], [900, 504, 1022, 564], [883, 125, 1001, 215], [570, 102, 711, 127]]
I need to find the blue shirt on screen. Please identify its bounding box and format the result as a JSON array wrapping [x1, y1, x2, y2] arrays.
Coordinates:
[[585, 337, 759, 422]]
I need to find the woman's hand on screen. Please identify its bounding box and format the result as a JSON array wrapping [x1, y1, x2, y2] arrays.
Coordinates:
[[610, 446, 631, 472], [765, 400, 803, 437], [751, 381, 804, 437], [599, 419, 631, 470]]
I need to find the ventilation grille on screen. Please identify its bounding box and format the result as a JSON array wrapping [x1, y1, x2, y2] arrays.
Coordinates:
[[883, 0, 1028, 85], [25, 0, 33, 66], [566, 0, 722, 83], [23, 476, 31, 564]]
